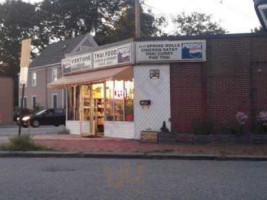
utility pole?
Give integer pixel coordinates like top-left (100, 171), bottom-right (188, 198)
top-left (135, 0), bottom-right (141, 38)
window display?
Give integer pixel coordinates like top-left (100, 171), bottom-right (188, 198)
top-left (67, 79), bottom-right (134, 123)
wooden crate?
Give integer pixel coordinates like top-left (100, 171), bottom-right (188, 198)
top-left (140, 131), bottom-right (158, 143)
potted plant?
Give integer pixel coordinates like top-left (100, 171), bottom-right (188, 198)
top-left (125, 101), bottom-right (134, 121)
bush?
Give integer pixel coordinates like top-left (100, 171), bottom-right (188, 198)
top-left (0, 135), bottom-right (49, 151)
top-left (193, 119), bottom-right (214, 135)
top-left (58, 127), bottom-right (70, 135)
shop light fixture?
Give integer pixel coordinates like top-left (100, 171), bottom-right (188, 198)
top-left (254, 0), bottom-right (267, 31)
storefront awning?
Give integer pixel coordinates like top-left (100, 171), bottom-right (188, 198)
top-left (48, 66), bottom-right (133, 89)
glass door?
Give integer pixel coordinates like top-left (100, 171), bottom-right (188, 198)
top-left (80, 85), bottom-right (92, 136)
top-left (92, 83), bottom-right (105, 136)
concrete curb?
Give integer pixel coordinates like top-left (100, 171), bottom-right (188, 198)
top-left (0, 151), bottom-right (267, 161)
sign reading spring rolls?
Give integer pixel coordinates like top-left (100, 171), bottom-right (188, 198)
top-left (136, 40), bottom-right (206, 63)
top-left (94, 44), bottom-right (132, 69)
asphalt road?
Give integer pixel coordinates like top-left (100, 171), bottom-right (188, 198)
top-left (0, 125), bottom-right (65, 136)
top-left (0, 158), bottom-right (266, 200)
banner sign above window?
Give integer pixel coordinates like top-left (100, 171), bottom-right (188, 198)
top-left (62, 53), bottom-right (92, 75)
top-left (62, 43), bottom-right (133, 75)
top-left (93, 44), bottom-right (133, 69)
top-left (136, 40), bottom-right (206, 63)
top-left (62, 40), bottom-right (206, 75)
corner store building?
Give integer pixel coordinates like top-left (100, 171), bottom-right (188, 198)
top-left (49, 33), bottom-right (267, 139)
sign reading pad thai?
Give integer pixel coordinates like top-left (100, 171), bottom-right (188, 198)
top-left (136, 40), bottom-right (206, 63)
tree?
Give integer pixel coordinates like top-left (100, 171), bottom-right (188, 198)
top-left (251, 26), bottom-right (265, 33)
top-left (37, 0), bottom-right (166, 45)
top-left (0, 0), bottom-right (39, 77)
top-left (95, 1), bottom-right (167, 45)
top-left (37, 0), bottom-right (123, 42)
top-left (172, 12), bottom-right (226, 36)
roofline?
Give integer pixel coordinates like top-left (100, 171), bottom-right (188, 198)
top-left (65, 38), bottom-right (134, 57)
top-left (134, 33), bottom-right (267, 41)
top-left (29, 62), bottom-right (61, 70)
top-left (70, 33), bottom-right (98, 53)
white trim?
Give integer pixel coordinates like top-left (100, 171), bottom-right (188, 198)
top-left (62, 90), bottom-right (65, 108)
top-left (31, 71), bottom-right (37, 87)
top-left (29, 62), bottom-right (61, 70)
top-left (20, 96), bottom-right (28, 108)
top-left (71, 34), bottom-right (98, 53)
top-left (259, 4), bottom-right (267, 29)
top-left (51, 67), bottom-right (58, 82)
top-left (52, 93), bottom-right (58, 109)
top-left (32, 95), bottom-right (37, 110)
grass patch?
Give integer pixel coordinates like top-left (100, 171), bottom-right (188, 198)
top-left (0, 135), bottom-right (51, 151)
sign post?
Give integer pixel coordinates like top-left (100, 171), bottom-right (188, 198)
top-left (18, 38), bottom-right (32, 137)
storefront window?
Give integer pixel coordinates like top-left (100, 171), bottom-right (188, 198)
top-left (67, 80), bottom-right (134, 122)
top-left (125, 81), bottom-right (134, 121)
top-left (114, 80), bottom-right (124, 121)
top-left (67, 86), bottom-right (80, 121)
top-left (105, 81), bottom-right (114, 121)
top-left (105, 79), bottom-right (134, 122)
top-left (80, 85), bottom-right (91, 121)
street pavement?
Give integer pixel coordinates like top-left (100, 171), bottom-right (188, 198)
top-left (0, 158), bottom-right (266, 200)
top-left (0, 125), bottom-right (65, 136)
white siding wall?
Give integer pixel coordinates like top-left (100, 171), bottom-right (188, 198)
top-left (134, 64), bottom-right (171, 139)
top-left (105, 121), bottom-right (135, 139)
top-left (66, 121), bottom-right (81, 135)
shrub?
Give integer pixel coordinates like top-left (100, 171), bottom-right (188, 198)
top-left (0, 135), bottom-right (49, 151)
top-left (58, 127), bottom-right (70, 135)
top-left (193, 119), bottom-right (214, 135)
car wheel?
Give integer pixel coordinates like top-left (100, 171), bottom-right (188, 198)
top-left (32, 120), bottom-right (40, 128)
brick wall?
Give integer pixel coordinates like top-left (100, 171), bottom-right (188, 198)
top-left (171, 35), bottom-right (267, 133)
top-left (0, 77), bottom-right (13, 125)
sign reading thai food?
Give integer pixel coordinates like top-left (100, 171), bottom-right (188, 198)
top-left (93, 44), bottom-right (133, 69)
top-left (62, 53), bottom-right (92, 74)
top-left (136, 40), bottom-right (206, 63)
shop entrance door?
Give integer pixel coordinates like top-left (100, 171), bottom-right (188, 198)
top-left (80, 83), bottom-right (105, 136)
top-left (80, 85), bottom-right (93, 136)
top-left (92, 83), bottom-right (105, 136)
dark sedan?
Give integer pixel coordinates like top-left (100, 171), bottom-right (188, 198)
top-left (18, 109), bottom-right (66, 128)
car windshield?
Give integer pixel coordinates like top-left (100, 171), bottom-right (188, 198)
top-left (35, 110), bottom-right (47, 116)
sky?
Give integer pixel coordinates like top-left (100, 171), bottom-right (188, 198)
top-left (0, 0), bottom-right (261, 34)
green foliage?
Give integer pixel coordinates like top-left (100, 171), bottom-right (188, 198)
top-left (0, 135), bottom-right (49, 151)
top-left (251, 26), bottom-right (265, 33)
top-left (95, 1), bottom-right (167, 44)
top-left (58, 127), bottom-right (70, 135)
top-left (0, 0), bottom-right (39, 77)
top-left (220, 120), bottom-right (246, 136)
top-left (172, 12), bottom-right (226, 36)
top-left (193, 119), bottom-right (214, 135)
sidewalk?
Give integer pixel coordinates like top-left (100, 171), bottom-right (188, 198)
top-left (30, 134), bottom-right (267, 156)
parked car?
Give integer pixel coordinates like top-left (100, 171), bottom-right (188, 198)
top-left (13, 108), bottom-right (33, 122)
top-left (17, 109), bottom-right (66, 128)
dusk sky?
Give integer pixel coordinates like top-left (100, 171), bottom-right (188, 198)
top-left (0, 0), bottom-right (261, 34)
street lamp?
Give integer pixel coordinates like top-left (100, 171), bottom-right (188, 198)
top-left (254, 0), bottom-right (267, 30)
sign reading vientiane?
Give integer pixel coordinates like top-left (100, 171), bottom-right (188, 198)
top-left (62, 53), bottom-right (92, 74)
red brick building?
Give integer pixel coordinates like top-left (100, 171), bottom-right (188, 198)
top-left (46, 33), bottom-right (267, 138)
top-left (0, 77), bottom-right (13, 125)
top-left (169, 33), bottom-right (267, 133)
